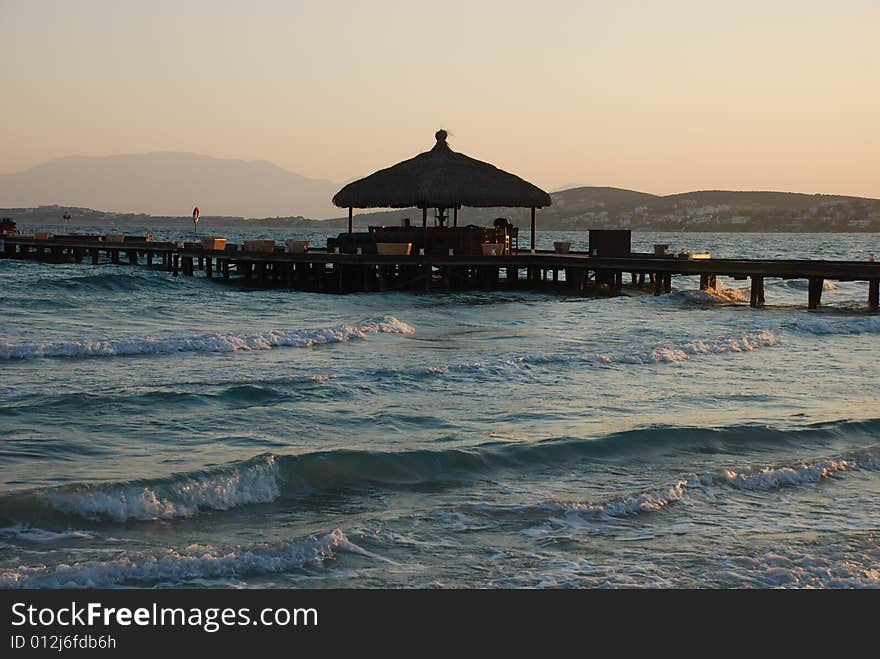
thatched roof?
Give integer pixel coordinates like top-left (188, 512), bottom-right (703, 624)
top-left (332, 130), bottom-right (552, 210)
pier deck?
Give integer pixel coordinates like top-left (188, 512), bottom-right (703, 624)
top-left (3, 234), bottom-right (879, 309)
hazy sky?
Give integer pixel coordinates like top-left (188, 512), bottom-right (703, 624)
top-left (2, 0), bottom-right (879, 196)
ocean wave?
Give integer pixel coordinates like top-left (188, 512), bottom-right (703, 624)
top-left (472, 445), bottom-right (880, 535)
top-left (506, 329), bottom-right (778, 367)
top-left (488, 539), bottom-right (880, 588)
top-left (672, 286), bottom-right (751, 305)
top-left (368, 330), bottom-right (780, 378)
top-left (3, 419), bottom-right (878, 525)
top-left (0, 381), bottom-right (338, 418)
top-left (37, 272), bottom-right (186, 294)
top-left (0, 525), bottom-right (94, 543)
top-left (0, 316), bottom-right (415, 360)
top-left (783, 316), bottom-right (880, 336)
top-left (782, 279), bottom-right (839, 292)
top-left (714, 543), bottom-right (880, 588)
top-left (0, 455), bottom-right (282, 523)
top-left (1, 529), bottom-right (358, 589)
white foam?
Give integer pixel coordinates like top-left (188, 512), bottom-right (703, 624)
top-left (45, 455), bottom-right (282, 522)
top-left (676, 285), bottom-right (750, 305)
top-left (1, 529), bottom-right (357, 588)
top-left (510, 446), bottom-right (880, 536)
top-left (507, 330), bottom-right (778, 368)
top-left (706, 446), bottom-right (880, 491)
top-left (785, 316), bottom-right (880, 336)
top-left (0, 315), bottom-right (415, 360)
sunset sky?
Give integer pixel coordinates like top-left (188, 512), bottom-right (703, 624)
top-left (2, 0), bottom-right (879, 196)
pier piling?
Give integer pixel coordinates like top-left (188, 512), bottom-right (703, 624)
top-left (808, 277), bottom-right (824, 309)
top-left (4, 235), bottom-right (880, 309)
top-left (750, 275), bottom-right (765, 308)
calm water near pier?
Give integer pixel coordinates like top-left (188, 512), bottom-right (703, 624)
top-left (1, 228), bottom-right (878, 588)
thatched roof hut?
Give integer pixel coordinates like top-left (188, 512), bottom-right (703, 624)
top-left (333, 130), bottom-right (551, 210)
top-left (333, 130), bottom-right (551, 249)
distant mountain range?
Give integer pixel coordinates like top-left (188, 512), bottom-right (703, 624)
top-left (2, 152), bottom-right (879, 232)
top-left (0, 152), bottom-right (340, 219)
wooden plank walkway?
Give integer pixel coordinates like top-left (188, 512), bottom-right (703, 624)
top-left (3, 234), bottom-right (879, 309)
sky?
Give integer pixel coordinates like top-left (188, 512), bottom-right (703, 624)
top-left (2, 0), bottom-right (879, 197)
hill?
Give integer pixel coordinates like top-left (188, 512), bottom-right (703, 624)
top-left (320, 187), bottom-right (880, 232)
top-left (0, 152), bottom-right (339, 219)
top-left (3, 186), bottom-right (879, 233)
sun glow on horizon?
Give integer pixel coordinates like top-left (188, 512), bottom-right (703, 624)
top-left (1, 0), bottom-right (879, 198)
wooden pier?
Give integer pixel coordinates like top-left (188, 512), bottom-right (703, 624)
top-left (3, 233), bottom-right (879, 310)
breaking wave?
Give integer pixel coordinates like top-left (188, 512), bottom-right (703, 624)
top-left (0, 316), bottom-right (415, 360)
top-left (456, 445), bottom-right (880, 536)
top-left (0, 455), bottom-right (283, 523)
top-left (370, 330), bottom-right (781, 379)
top-left (784, 316), bottom-right (880, 336)
top-left (507, 330), bottom-right (778, 367)
top-left (1, 529), bottom-right (360, 588)
top-left (673, 286), bottom-right (751, 305)
top-left (2, 418), bottom-right (878, 525)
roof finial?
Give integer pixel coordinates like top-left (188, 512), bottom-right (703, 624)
top-left (435, 129), bottom-right (448, 143)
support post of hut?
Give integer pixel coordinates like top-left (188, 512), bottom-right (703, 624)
top-left (530, 207), bottom-right (536, 251)
top-left (422, 207), bottom-right (428, 255)
top-left (453, 207), bottom-right (459, 227)
top-left (870, 279), bottom-right (879, 310)
top-left (348, 207), bottom-right (353, 234)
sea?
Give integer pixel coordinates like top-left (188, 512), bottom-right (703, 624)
top-left (1, 227), bottom-right (878, 589)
